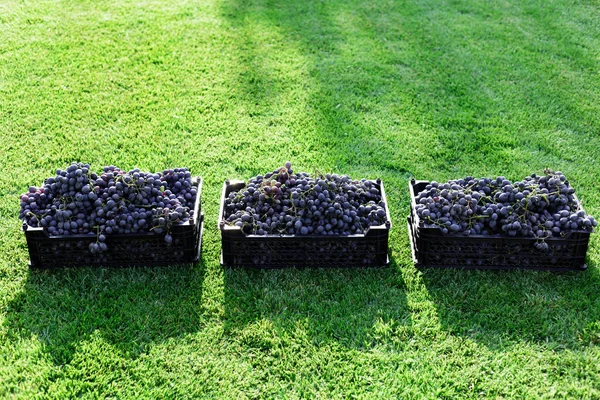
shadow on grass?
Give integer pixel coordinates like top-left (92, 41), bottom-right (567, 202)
top-left (217, 0), bottom-right (600, 180)
top-left (215, 0), bottom-right (600, 352)
top-left (222, 258), bottom-right (410, 350)
top-left (420, 260), bottom-right (600, 350)
top-left (4, 263), bottom-right (206, 365)
top-left (217, 0), bottom-right (420, 177)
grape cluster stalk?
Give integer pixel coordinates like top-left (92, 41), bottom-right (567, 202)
top-left (414, 169), bottom-right (597, 250)
top-left (223, 162), bottom-right (388, 235)
top-left (19, 162), bottom-right (197, 254)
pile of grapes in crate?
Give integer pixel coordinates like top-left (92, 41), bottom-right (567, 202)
top-left (223, 162), bottom-right (387, 236)
top-left (414, 170), bottom-right (596, 240)
top-left (219, 162), bottom-right (391, 267)
top-left (19, 162), bottom-right (202, 267)
top-left (410, 169), bottom-right (597, 270)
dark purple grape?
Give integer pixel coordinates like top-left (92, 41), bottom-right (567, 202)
top-left (414, 169), bottom-right (596, 242)
top-left (19, 162), bottom-right (199, 256)
top-left (223, 163), bottom-right (387, 236)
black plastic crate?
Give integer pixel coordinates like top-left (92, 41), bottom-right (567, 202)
top-left (218, 179), bottom-right (392, 268)
top-left (22, 178), bottom-right (204, 268)
top-left (408, 179), bottom-right (591, 271)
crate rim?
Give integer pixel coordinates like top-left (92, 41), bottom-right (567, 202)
top-left (409, 178), bottom-right (593, 240)
top-left (218, 178), bottom-right (392, 238)
top-left (22, 177), bottom-right (203, 240)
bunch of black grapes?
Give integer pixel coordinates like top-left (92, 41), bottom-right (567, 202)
top-left (223, 162), bottom-right (388, 235)
top-left (19, 162), bottom-right (197, 254)
top-left (414, 169), bottom-right (597, 249)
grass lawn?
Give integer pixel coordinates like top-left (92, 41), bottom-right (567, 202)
top-left (1, 0), bottom-right (600, 397)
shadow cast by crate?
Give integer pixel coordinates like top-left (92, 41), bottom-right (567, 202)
top-left (4, 264), bottom-right (206, 365)
top-left (420, 261), bottom-right (600, 350)
top-left (222, 258), bottom-right (410, 350)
